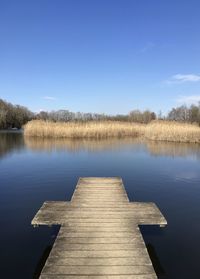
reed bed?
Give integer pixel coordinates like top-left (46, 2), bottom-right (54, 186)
top-left (145, 121), bottom-right (200, 143)
top-left (24, 120), bottom-right (200, 143)
top-left (24, 120), bottom-right (145, 139)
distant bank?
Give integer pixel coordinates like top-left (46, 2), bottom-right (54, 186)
top-left (24, 120), bottom-right (200, 143)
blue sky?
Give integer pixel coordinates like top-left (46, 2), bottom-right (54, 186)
top-left (0, 0), bottom-right (200, 115)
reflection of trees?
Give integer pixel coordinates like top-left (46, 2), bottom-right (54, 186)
top-left (147, 141), bottom-right (200, 158)
top-left (0, 131), bottom-right (24, 159)
top-left (25, 136), bottom-right (200, 159)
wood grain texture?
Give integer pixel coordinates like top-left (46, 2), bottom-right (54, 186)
top-left (32, 177), bottom-right (167, 278)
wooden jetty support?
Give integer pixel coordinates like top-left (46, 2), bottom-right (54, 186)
top-left (32, 177), bottom-right (167, 278)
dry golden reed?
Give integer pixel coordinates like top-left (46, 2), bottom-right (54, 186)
top-left (24, 120), bottom-right (200, 143)
top-left (24, 120), bottom-right (145, 139)
top-left (145, 121), bottom-right (200, 143)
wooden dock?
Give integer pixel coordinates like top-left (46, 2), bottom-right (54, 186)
top-left (32, 177), bottom-right (167, 279)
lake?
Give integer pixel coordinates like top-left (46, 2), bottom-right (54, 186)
top-left (0, 131), bottom-right (200, 279)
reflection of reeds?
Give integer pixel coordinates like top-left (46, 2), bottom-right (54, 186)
top-left (24, 120), bottom-right (145, 139)
top-left (24, 136), bottom-right (200, 158)
top-left (24, 120), bottom-right (200, 143)
top-left (24, 137), bottom-right (144, 152)
top-left (147, 141), bottom-right (200, 158)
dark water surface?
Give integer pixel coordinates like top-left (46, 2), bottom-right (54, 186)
top-left (1, 131), bottom-right (200, 279)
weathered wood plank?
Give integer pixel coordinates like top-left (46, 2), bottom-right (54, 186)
top-left (54, 237), bottom-right (143, 244)
top-left (48, 249), bottom-right (150, 258)
top-left (33, 221), bottom-right (139, 227)
top-left (58, 226), bottom-right (140, 232)
top-left (31, 177), bottom-right (167, 278)
top-left (53, 242), bottom-right (146, 251)
top-left (40, 275), bottom-right (157, 279)
top-left (58, 231), bottom-right (138, 238)
top-left (33, 211), bottom-right (165, 219)
top-left (35, 201), bottom-right (162, 210)
top-left (46, 256), bottom-right (152, 266)
top-left (42, 265), bottom-right (155, 275)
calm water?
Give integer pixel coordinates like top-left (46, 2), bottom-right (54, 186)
top-left (1, 132), bottom-right (200, 279)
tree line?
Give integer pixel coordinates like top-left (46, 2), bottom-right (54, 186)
top-left (0, 99), bottom-right (33, 129)
top-left (35, 109), bottom-right (157, 123)
top-left (1, 98), bottom-right (200, 129)
top-left (167, 104), bottom-right (200, 123)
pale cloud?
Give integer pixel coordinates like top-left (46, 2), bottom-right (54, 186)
top-left (176, 95), bottom-right (200, 105)
top-left (42, 96), bottom-right (56, 101)
top-left (166, 74), bottom-right (200, 84)
top-left (140, 42), bottom-right (155, 53)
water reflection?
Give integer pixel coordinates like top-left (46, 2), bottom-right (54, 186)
top-left (147, 141), bottom-right (200, 159)
top-left (0, 131), bottom-right (24, 159)
top-left (1, 131), bottom-right (200, 159)
top-left (24, 136), bottom-right (200, 159)
top-left (1, 132), bottom-right (200, 278)
top-left (24, 136), bottom-right (144, 152)
top-left (0, 132), bottom-right (200, 159)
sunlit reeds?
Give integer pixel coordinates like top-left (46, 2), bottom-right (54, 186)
top-left (24, 120), bottom-right (145, 139)
top-left (145, 121), bottom-right (200, 143)
top-left (24, 120), bottom-right (200, 143)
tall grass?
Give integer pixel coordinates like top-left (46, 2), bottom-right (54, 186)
top-left (145, 121), bottom-right (200, 143)
top-left (24, 120), bottom-right (200, 143)
top-left (24, 120), bottom-right (145, 139)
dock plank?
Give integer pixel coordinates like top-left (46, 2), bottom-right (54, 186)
top-left (40, 276), bottom-right (157, 279)
top-left (32, 177), bottom-right (167, 278)
top-left (42, 265), bottom-right (155, 275)
top-left (46, 256), bottom-right (152, 266)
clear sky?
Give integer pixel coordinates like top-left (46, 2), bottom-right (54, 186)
top-left (0, 0), bottom-right (200, 115)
